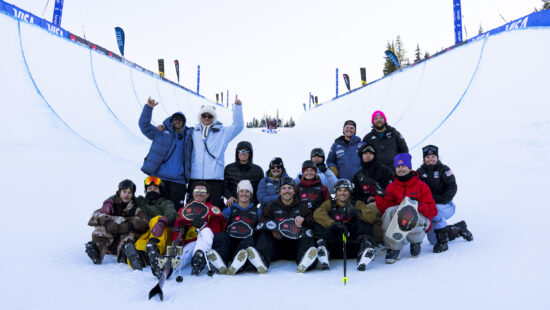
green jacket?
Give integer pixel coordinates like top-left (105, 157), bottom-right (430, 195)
top-left (135, 196), bottom-right (177, 226)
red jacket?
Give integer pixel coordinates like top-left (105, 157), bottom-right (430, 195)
top-left (172, 201), bottom-right (226, 245)
top-left (375, 172), bottom-right (437, 220)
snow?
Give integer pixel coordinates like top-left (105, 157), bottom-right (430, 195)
top-left (1, 10), bottom-right (549, 310)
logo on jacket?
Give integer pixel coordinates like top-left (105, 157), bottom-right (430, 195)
top-left (445, 170), bottom-right (453, 177)
top-left (434, 171), bottom-right (439, 178)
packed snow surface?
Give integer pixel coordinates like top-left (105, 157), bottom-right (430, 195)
top-left (1, 11), bottom-right (549, 310)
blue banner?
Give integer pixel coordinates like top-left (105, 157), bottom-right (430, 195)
top-left (52, 0), bottom-right (64, 26)
top-left (453, 0), bottom-right (463, 44)
top-left (385, 50), bottom-right (400, 69)
top-left (114, 27), bottom-right (125, 56)
top-left (1, 1), bottom-right (67, 38)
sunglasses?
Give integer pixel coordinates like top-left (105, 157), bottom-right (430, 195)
top-left (201, 114), bottom-right (213, 120)
top-left (193, 189), bottom-right (208, 195)
top-left (238, 149), bottom-right (250, 154)
top-left (172, 117), bottom-right (184, 122)
top-left (145, 176), bottom-right (162, 187)
top-left (270, 165), bottom-right (282, 170)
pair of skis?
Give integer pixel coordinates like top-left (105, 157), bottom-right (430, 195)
top-left (148, 227), bottom-right (184, 301)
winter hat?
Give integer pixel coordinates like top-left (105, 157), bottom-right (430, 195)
top-left (118, 179), bottom-right (136, 194)
top-left (301, 160), bottom-right (317, 173)
top-left (343, 120), bottom-right (357, 130)
top-left (371, 110), bottom-right (387, 124)
top-left (422, 145), bottom-right (439, 158)
top-left (310, 148), bottom-right (325, 160)
top-left (279, 176), bottom-right (295, 189)
top-left (237, 180), bottom-right (253, 194)
top-left (269, 157), bottom-right (284, 168)
top-left (394, 153), bottom-right (412, 169)
top-left (198, 105), bottom-right (218, 124)
top-left (358, 144), bottom-right (376, 157)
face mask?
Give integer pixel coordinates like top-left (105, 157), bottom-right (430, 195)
top-left (146, 191), bottom-right (161, 201)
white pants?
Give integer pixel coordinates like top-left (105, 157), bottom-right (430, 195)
top-left (381, 205), bottom-right (430, 251)
top-left (178, 227), bottom-right (214, 270)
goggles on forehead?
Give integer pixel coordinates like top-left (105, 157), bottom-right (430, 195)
top-left (422, 145), bottom-right (438, 155)
top-left (145, 176), bottom-right (162, 187)
top-left (364, 145), bottom-right (375, 153)
top-left (193, 189), bottom-right (208, 195)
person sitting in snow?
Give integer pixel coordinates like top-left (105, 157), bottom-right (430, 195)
top-left (172, 181), bottom-right (226, 276)
top-left (207, 180), bottom-right (261, 275)
top-left (416, 145), bottom-right (473, 253)
top-left (256, 157), bottom-right (288, 207)
top-left (85, 180), bottom-right (149, 266)
top-left (375, 153), bottom-right (437, 264)
top-left (295, 160), bottom-right (331, 212)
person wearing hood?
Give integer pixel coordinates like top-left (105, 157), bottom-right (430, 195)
top-left (188, 96), bottom-right (244, 208)
top-left (351, 144), bottom-right (394, 204)
top-left (257, 157), bottom-right (289, 206)
top-left (223, 141), bottom-right (264, 207)
top-left (138, 97), bottom-right (193, 210)
top-left (362, 111), bottom-right (408, 170)
top-left (327, 120), bottom-right (365, 181)
top-left (295, 148), bottom-right (338, 193)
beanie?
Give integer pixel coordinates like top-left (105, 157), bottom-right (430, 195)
top-left (394, 153), bottom-right (412, 169)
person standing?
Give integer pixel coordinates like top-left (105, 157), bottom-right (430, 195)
top-left (188, 96), bottom-right (244, 208)
top-left (362, 111), bottom-right (408, 169)
top-left (223, 141), bottom-right (264, 207)
top-left (327, 120), bottom-right (365, 181)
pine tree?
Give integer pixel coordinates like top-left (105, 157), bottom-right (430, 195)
top-left (395, 35), bottom-right (409, 66)
top-left (544, 0), bottom-right (550, 10)
top-left (423, 51), bottom-right (431, 59)
top-left (414, 44), bottom-right (422, 62)
top-left (478, 24), bottom-right (484, 35)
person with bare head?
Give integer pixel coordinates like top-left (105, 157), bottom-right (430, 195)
top-left (327, 120), bottom-right (366, 181)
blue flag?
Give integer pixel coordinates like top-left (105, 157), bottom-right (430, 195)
top-left (115, 27), bottom-right (125, 56)
top-left (385, 50), bottom-right (401, 69)
top-left (52, 0), bottom-right (64, 26)
top-left (453, 0), bottom-right (463, 44)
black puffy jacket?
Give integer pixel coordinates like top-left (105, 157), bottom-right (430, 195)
top-left (351, 161), bottom-right (394, 204)
top-left (362, 125), bottom-right (408, 169)
top-left (416, 161), bottom-right (457, 205)
top-left (223, 141), bottom-right (264, 204)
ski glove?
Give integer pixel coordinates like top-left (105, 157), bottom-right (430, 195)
top-left (317, 163), bottom-right (328, 173)
top-left (331, 222), bottom-right (347, 236)
top-left (151, 217), bottom-right (168, 237)
top-left (100, 199), bottom-right (114, 215)
top-left (348, 207), bottom-right (361, 219)
top-left (119, 222), bottom-right (134, 234)
top-left (373, 182), bottom-right (386, 197)
top-left (192, 218), bottom-right (206, 230)
top-left (104, 220), bottom-right (120, 234)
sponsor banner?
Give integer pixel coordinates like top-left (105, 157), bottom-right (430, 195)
top-left (453, 0), bottom-right (462, 44)
top-left (1, 1), bottom-right (68, 38)
top-left (114, 27), bottom-right (125, 56)
top-left (52, 0), bottom-right (64, 26)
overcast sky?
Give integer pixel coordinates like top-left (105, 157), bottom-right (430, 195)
top-left (11, 0), bottom-right (543, 120)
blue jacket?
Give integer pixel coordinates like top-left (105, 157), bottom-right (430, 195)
top-left (327, 135), bottom-right (365, 181)
top-left (257, 169), bottom-right (289, 207)
top-left (139, 105), bottom-right (193, 184)
top-left (294, 167), bottom-right (338, 193)
top-left (190, 105), bottom-right (244, 180)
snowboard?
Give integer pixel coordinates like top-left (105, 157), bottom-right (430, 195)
top-left (385, 197), bottom-right (419, 242)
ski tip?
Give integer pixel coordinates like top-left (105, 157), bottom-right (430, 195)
top-left (148, 285), bottom-right (163, 301)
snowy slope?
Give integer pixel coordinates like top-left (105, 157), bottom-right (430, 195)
top-left (1, 7), bottom-right (549, 310)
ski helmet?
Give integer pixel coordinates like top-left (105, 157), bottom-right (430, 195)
top-left (279, 176), bottom-right (295, 188)
top-left (334, 179), bottom-right (354, 192)
top-left (301, 160), bottom-right (317, 172)
top-left (310, 148), bottom-right (325, 159)
top-left (358, 144), bottom-right (377, 159)
top-left (118, 179), bottom-right (136, 194)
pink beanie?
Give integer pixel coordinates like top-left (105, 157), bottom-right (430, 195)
top-left (371, 110), bottom-right (387, 124)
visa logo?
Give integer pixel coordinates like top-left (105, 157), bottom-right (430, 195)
top-left (506, 17), bottom-right (528, 31)
top-left (13, 8), bottom-right (35, 24)
top-left (46, 23), bottom-right (64, 36)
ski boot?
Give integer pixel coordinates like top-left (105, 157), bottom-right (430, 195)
top-left (191, 250), bottom-right (207, 276)
top-left (146, 238), bottom-right (162, 278)
top-left (449, 220), bottom-right (473, 241)
top-left (410, 242), bottom-right (421, 257)
top-left (357, 238), bottom-right (375, 271)
top-left (297, 247), bottom-right (318, 273)
top-left (206, 249), bottom-right (228, 274)
top-left (85, 241), bottom-right (101, 264)
top-left (433, 227), bottom-right (449, 253)
top-left (227, 249), bottom-right (248, 275)
top-left (123, 242), bottom-right (144, 270)
top-left (246, 246), bottom-right (268, 274)
top-left (385, 249), bottom-right (400, 264)
top-left (316, 239), bottom-right (330, 270)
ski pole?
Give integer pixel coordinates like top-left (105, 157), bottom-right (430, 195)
top-left (204, 250), bottom-right (214, 277)
top-left (342, 232), bottom-right (348, 285)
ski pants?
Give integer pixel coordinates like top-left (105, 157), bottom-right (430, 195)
top-left (188, 179), bottom-right (225, 210)
top-left (91, 227), bottom-right (141, 262)
top-left (135, 216), bottom-right (172, 256)
top-left (211, 231), bottom-right (255, 265)
top-left (314, 220), bottom-right (374, 259)
top-left (427, 201), bottom-right (456, 244)
top-left (178, 227), bottom-right (214, 270)
top-left (163, 180), bottom-right (187, 210)
top-left (255, 230), bottom-right (315, 267)
top-left (381, 205), bottom-right (430, 251)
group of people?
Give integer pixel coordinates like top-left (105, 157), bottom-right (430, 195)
top-left (85, 100), bottom-right (473, 279)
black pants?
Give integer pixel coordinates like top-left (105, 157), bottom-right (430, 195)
top-left (187, 179), bottom-right (225, 209)
top-left (163, 181), bottom-right (187, 210)
top-left (211, 232), bottom-right (255, 265)
top-left (255, 230), bottom-right (315, 267)
top-left (314, 220), bottom-right (374, 259)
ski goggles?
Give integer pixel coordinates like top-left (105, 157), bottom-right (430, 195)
top-left (310, 148), bottom-right (325, 157)
top-left (422, 145), bottom-right (438, 155)
top-left (144, 176), bottom-right (162, 187)
top-left (361, 145), bottom-right (375, 154)
top-left (193, 189), bottom-right (208, 195)
top-left (201, 113), bottom-right (213, 120)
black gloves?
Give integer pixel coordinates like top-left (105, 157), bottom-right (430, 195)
top-left (317, 162), bottom-right (328, 173)
top-left (192, 218), bottom-right (206, 230)
top-left (348, 207), bottom-right (361, 219)
top-left (331, 222), bottom-right (347, 235)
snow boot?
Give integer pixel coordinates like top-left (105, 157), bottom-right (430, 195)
top-left (297, 247), bottom-right (318, 273)
top-left (374, 243), bottom-right (387, 255)
top-left (450, 220), bottom-right (473, 241)
top-left (227, 249), bottom-right (248, 275)
top-left (123, 242), bottom-right (144, 270)
top-left (146, 238), bottom-right (162, 278)
top-left (191, 250), bottom-right (207, 276)
top-left (206, 249), bottom-right (228, 274)
top-left (85, 241), bottom-right (101, 264)
top-left (316, 239), bottom-right (330, 270)
top-left (357, 238), bottom-right (375, 271)
top-left (246, 246), bottom-right (268, 274)
top-left (386, 249), bottom-right (400, 264)
top-left (433, 227), bottom-right (449, 253)
top-left (410, 242), bottom-right (421, 257)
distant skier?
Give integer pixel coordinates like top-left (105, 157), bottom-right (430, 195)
top-left (188, 96), bottom-right (244, 208)
top-left (313, 179), bottom-right (378, 271)
top-left (295, 148), bottom-right (338, 193)
top-left (257, 157), bottom-right (288, 206)
top-left (327, 120), bottom-right (365, 181)
top-left (207, 180), bottom-right (261, 275)
top-left (362, 111), bottom-right (408, 170)
top-left (85, 180), bottom-right (148, 266)
top-left (375, 153), bottom-right (437, 264)
top-left (247, 177), bottom-right (318, 273)
top-left (223, 141), bottom-right (264, 207)
top-left (138, 97), bottom-right (193, 210)
top-left (416, 145), bottom-right (473, 253)
top-left (172, 181), bottom-right (226, 276)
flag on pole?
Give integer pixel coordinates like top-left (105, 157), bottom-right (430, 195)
top-left (114, 27), bottom-right (125, 57)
